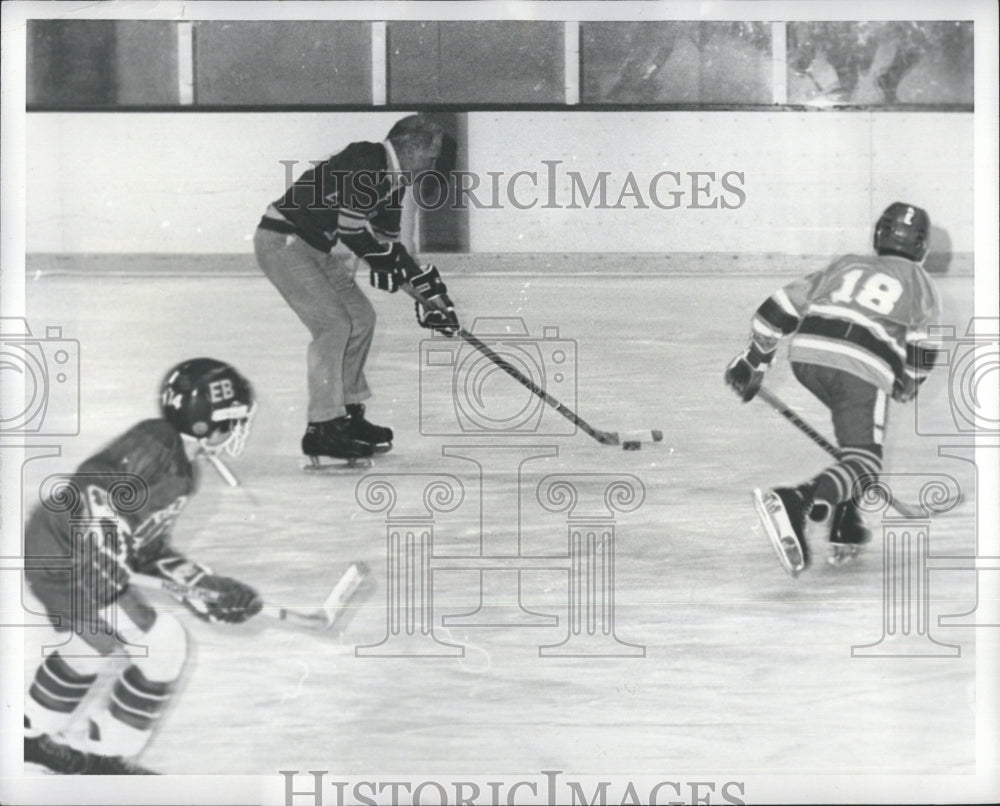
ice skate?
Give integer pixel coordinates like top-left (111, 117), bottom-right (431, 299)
top-left (302, 416), bottom-right (374, 472)
top-left (346, 403), bottom-right (393, 453)
top-left (24, 734), bottom-right (90, 775)
top-left (753, 486), bottom-right (810, 577)
top-left (82, 753), bottom-right (155, 775)
top-left (803, 499), bottom-right (835, 550)
top-left (826, 501), bottom-right (870, 568)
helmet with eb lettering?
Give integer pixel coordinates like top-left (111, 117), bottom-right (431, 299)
top-left (159, 358), bottom-right (255, 456)
top-left (873, 202), bottom-right (930, 262)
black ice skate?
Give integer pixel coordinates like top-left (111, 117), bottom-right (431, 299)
top-left (346, 403), bottom-right (393, 453)
top-left (24, 734), bottom-right (90, 774)
top-left (753, 486), bottom-right (811, 577)
top-left (827, 500), bottom-right (871, 568)
top-left (82, 753), bottom-right (155, 775)
top-left (302, 416), bottom-right (374, 471)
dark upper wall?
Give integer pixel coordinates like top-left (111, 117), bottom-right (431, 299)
top-left (27, 20), bottom-right (974, 110)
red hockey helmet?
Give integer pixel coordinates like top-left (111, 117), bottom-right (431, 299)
top-left (873, 202), bottom-right (930, 262)
top-left (160, 358), bottom-right (255, 456)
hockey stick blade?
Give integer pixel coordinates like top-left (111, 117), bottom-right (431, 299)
top-left (400, 281), bottom-right (662, 448)
top-left (320, 561), bottom-right (370, 629)
top-left (269, 562), bottom-right (370, 631)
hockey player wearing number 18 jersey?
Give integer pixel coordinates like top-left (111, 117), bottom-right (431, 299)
top-left (725, 202), bottom-right (940, 575)
top-left (23, 358), bottom-right (262, 774)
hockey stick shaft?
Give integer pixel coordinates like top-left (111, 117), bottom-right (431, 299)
top-left (401, 282), bottom-right (645, 446)
top-left (755, 386), bottom-right (925, 518)
top-left (129, 563), bottom-right (368, 630)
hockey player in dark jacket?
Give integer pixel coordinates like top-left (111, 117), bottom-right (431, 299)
top-left (254, 114), bottom-right (460, 466)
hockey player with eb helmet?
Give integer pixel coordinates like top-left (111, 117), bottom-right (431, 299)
top-left (23, 358), bottom-right (263, 774)
top-left (725, 202), bottom-right (940, 576)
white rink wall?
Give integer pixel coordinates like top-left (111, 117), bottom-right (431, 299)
top-left (25, 111), bottom-right (972, 256)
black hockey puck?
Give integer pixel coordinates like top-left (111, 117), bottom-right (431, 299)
top-left (622, 440), bottom-right (641, 451)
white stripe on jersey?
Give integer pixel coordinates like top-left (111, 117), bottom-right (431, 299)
top-left (791, 336), bottom-right (896, 388)
top-left (873, 389), bottom-right (887, 444)
top-left (752, 317), bottom-right (784, 340)
top-left (774, 288), bottom-right (800, 317)
top-left (808, 303), bottom-right (906, 358)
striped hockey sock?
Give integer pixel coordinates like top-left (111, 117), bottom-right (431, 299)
top-left (813, 444), bottom-right (883, 507)
top-left (88, 664), bottom-right (175, 758)
top-left (26, 653), bottom-right (98, 735)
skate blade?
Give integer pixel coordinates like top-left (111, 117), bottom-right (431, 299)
top-left (826, 544), bottom-right (861, 568)
top-left (753, 489), bottom-right (806, 577)
top-left (303, 455), bottom-right (374, 472)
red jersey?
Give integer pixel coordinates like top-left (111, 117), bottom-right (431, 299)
top-left (752, 254), bottom-right (940, 393)
top-left (25, 419), bottom-right (197, 574)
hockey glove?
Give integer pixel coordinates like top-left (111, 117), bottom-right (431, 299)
top-left (72, 521), bottom-right (130, 609)
top-left (155, 556), bottom-right (262, 623)
top-left (725, 342), bottom-right (775, 402)
top-left (892, 372), bottom-right (925, 403)
top-left (411, 265), bottom-right (460, 336)
top-left (365, 242), bottom-right (421, 293)
top-left (196, 575), bottom-right (263, 624)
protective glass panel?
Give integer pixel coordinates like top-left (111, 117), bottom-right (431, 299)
top-left (786, 21), bottom-right (974, 106)
top-left (581, 22), bottom-right (773, 104)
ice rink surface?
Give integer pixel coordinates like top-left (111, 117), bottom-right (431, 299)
top-left (22, 257), bottom-right (981, 778)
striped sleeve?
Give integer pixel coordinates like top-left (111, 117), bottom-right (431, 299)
top-left (902, 267), bottom-right (943, 380)
top-left (749, 272), bottom-right (818, 350)
top-left (370, 187), bottom-right (404, 241)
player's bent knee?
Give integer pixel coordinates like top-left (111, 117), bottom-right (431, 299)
top-left (133, 611), bottom-right (187, 682)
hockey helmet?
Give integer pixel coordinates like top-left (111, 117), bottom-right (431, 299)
top-left (160, 358), bottom-right (255, 456)
top-left (873, 202), bottom-right (930, 262)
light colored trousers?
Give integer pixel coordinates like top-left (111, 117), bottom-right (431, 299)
top-left (254, 227), bottom-right (375, 422)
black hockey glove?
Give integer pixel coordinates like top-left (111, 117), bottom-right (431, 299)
top-left (415, 300), bottom-right (460, 336)
top-left (892, 372), bottom-right (924, 403)
top-left (725, 342), bottom-right (775, 402)
top-left (365, 242), bottom-right (421, 293)
top-left (411, 265), bottom-right (459, 336)
top-left (155, 556), bottom-right (262, 624)
top-left (196, 575), bottom-right (263, 624)
top-left (73, 521), bottom-right (130, 609)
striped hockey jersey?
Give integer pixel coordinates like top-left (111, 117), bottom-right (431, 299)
top-left (259, 139), bottom-right (406, 256)
top-left (25, 419), bottom-right (198, 576)
top-left (751, 254), bottom-right (940, 393)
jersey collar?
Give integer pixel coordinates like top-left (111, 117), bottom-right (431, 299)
top-left (383, 139), bottom-right (405, 188)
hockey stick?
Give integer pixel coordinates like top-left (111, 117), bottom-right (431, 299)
top-left (755, 386), bottom-right (926, 518)
top-left (129, 562), bottom-right (370, 631)
top-left (401, 281), bottom-right (662, 448)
